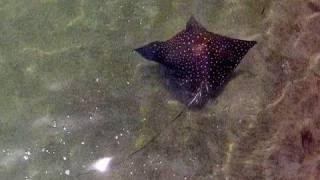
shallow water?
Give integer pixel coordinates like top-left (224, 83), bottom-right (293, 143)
top-left (0, 0), bottom-right (319, 179)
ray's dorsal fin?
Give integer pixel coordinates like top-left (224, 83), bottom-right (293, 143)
top-left (186, 16), bottom-right (206, 32)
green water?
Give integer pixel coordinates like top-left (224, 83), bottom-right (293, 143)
top-left (0, 0), bottom-right (270, 179)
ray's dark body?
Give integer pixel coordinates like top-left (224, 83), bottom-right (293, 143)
top-left (135, 17), bottom-right (256, 106)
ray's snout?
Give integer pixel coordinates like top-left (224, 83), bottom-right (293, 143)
top-left (134, 46), bottom-right (154, 59)
top-left (135, 46), bottom-right (157, 61)
top-left (135, 41), bottom-right (163, 62)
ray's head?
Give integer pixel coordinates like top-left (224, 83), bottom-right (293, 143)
top-left (134, 41), bottom-right (165, 62)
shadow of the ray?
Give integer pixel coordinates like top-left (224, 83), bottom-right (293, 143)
top-left (138, 64), bottom-right (252, 109)
top-left (158, 65), bottom-right (249, 109)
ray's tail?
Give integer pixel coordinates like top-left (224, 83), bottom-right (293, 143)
top-left (122, 89), bottom-right (202, 160)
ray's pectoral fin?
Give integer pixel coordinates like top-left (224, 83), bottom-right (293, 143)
top-left (186, 16), bottom-right (206, 32)
top-left (226, 39), bottom-right (257, 66)
top-left (134, 41), bottom-right (165, 62)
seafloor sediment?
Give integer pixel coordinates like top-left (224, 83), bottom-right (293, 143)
top-left (0, 0), bottom-right (319, 180)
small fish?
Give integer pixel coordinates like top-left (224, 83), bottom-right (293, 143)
top-left (135, 16), bottom-right (256, 106)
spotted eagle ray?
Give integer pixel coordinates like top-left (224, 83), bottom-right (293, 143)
top-left (135, 16), bottom-right (256, 106)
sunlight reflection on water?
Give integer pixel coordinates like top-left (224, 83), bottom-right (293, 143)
top-left (89, 157), bottom-right (113, 173)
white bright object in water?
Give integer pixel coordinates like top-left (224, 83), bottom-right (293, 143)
top-left (90, 157), bottom-right (113, 173)
top-left (65, 169), bottom-right (70, 175)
